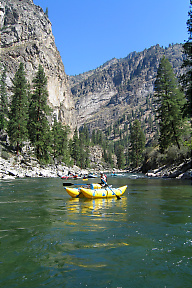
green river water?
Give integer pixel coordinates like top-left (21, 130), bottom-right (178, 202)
top-left (0, 175), bottom-right (191, 288)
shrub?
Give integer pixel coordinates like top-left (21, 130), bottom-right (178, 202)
top-left (166, 145), bottom-right (190, 164)
top-left (1, 150), bottom-right (10, 160)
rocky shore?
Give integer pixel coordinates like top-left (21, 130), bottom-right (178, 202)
top-left (0, 155), bottom-right (89, 180)
top-left (0, 152), bottom-right (191, 181)
top-left (0, 135), bottom-right (191, 180)
top-left (0, 139), bottom-right (107, 180)
top-left (145, 159), bottom-right (192, 180)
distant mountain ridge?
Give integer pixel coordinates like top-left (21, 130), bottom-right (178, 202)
top-left (69, 44), bottom-right (184, 131)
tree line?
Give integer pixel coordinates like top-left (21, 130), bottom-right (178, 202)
top-left (0, 63), bottom-right (83, 166)
top-left (0, 50), bottom-right (190, 169)
top-left (0, 61), bottom-right (147, 169)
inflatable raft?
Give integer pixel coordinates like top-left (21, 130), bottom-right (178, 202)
top-left (64, 183), bottom-right (102, 198)
top-left (80, 185), bottom-right (127, 199)
top-left (64, 187), bottom-right (83, 198)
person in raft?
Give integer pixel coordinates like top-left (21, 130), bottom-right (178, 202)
top-left (100, 171), bottom-right (107, 186)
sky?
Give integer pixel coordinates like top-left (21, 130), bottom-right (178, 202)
top-left (33, 0), bottom-right (190, 76)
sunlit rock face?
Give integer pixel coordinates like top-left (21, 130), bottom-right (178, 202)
top-left (0, 0), bottom-right (77, 128)
top-left (69, 45), bottom-right (184, 130)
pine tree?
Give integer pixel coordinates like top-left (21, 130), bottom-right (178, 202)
top-left (78, 141), bottom-right (86, 168)
top-left (78, 125), bottom-right (90, 168)
top-left (84, 146), bottom-right (90, 167)
top-left (91, 129), bottom-right (96, 145)
top-left (96, 129), bottom-right (102, 145)
top-left (108, 150), bottom-right (113, 166)
top-left (0, 66), bottom-right (8, 131)
top-left (51, 117), bottom-right (69, 163)
top-left (116, 144), bottom-right (125, 169)
top-left (103, 149), bottom-right (108, 162)
top-left (71, 127), bottom-right (80, 165)
top-left (28, 65), bottom-right (51, 162)
top-left (129, 119), bottom-right (145, 168)
top-left (59, 125), bottom-right (70, 165)
top-left (8, 63), bottom-right (29, 155)
top-left (45, 7), bottom-right (48, 17)
top-left (81, 123), bottom-right (89, 144)
top-left (181, 0), bottom-right (192, 117)
top-left (154, 56), bottom-right (186, 152)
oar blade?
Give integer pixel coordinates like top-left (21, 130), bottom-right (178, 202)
top-left (63, 182), bottom-right (88, 187)
top-left (63, 182), bottom-right (74, 186)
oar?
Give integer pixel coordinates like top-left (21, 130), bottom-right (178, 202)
top-left (63, 182), bottom-right (89, 187)
top-left (101, 179), bottom-right (121, 200)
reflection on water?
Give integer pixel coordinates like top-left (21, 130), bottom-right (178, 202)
top-left (0, 177), bottom-right (191, 288)
top-left (66, 196), bottom-right (127, 216)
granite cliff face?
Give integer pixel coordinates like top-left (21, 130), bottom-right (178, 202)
top-left (0, 0), bottom-right (76, 128)
top-left (0, 0), bottom-right (185, 134)
top-left (69, 44), bottom-right (184, 130)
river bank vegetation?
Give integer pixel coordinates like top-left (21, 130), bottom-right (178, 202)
top-left (0, 2), bottom-right (191, 178)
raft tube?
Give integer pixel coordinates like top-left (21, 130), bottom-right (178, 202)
top-left (80, 185), bottom-right (127, 199)
top-left (64, 183), bottom-right (102, 198)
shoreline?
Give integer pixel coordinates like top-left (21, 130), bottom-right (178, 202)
top-left (1, 155), bottom-right (191, 181)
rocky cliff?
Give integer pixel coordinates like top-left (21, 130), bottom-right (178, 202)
top-left (0, 0), bottom-right (185, 134)
top-left (69, 44), bottom-right (184, 131)
top-left (0, 0), bottom-right (77, 128)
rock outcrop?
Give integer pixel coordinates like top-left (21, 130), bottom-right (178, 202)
top-left (69, 44), bottom-right (184, 130)
top-left (0, 0), bottom-right (77, 128)
top-left (0, 143), bottom-right (108, 179)
top-left (145, 160), bottom-right (192, 180)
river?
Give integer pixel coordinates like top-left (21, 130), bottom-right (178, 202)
top-left (0, 175), bottom-right (191, 288)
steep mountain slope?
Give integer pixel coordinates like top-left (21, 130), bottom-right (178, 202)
top-left (0, 0), bottom-right (77, 128)
top-left (0, 0), bottom-right (185, 136)
top-left (69, 44), bottom-right (184, 131)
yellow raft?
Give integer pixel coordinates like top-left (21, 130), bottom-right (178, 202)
top-left (64, 183), bottom-right (102, 198)
top-left (64, 187), bottom-right (83, 198)
top-left (80, 185), bottom-right (127, 199)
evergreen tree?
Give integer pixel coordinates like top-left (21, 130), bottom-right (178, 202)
top-left (103, 149), bottom-right (108, 163)
top-left (81, 123), bottom-right (89, 144)
top-left (148, 114), bottom-right (153, 131)
top-left (84, 146), bottom-right (90, 168)
top-left (129, 119), bottom-right (145, 168)
top-left (102, 148), bottom-right (113, 166)
top-left (96, 129), bottom-right (102, 145)
top-left (51, 117), bottom-right (69, 164)
top-left (78, 141), bottom-right (87, 168)
top-left (78, 130), bottom-right (86, 168)
top-left (8, 63), bottom-right (28, 155)
top-left (0, 66), bottom-right (8, 131)
top-left (71, 127), bottom-right (80, 164)
top-left (154, 56), bottom-right (186, 152)
top-left (180, 0), bottom-right (192, 117)
top-left (91, 129), bottom-right (96, 145)
top-left (28, 64), bottom-right (51, 162)
top-left (78, 124), bottom-right (90, 168)
top-left (52, 117), bottom-right (62, 160)
top-left (108, 150), bottom-right (113, 166)
top-left (59, 125), bottom-right (70, 165)
top-left (45, 7), bottom-right (49, 17)
top-left (116, 144), bottom-right (125, 169)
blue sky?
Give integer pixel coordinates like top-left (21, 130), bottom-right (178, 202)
top-left (33, 0), bottom-right (190, 76)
